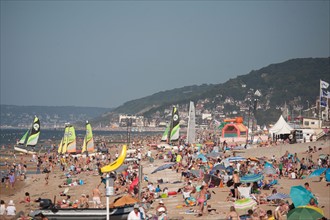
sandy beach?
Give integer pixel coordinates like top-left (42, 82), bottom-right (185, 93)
top-left (0, 139), bottom-right (329, 220)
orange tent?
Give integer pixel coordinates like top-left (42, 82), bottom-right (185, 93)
top-left (110, 195), bottom-right (138, 208)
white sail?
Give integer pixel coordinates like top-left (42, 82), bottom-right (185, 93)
top-left (187, 101), bottom-right (196, 144)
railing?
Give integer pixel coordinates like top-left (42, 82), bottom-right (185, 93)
top-left (316, 130), bottom-right (325, 140)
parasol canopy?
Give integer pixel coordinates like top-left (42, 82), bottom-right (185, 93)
top-left (287, 206), bottom-right (324, 220)
top-left (234, 198), bottom-right (257, 210)
top-left (290, 185), bottom-right (317, 207)
top-left (240, 173), bottom-right (264, 183)
top-left (151, 163), bottom-right (176, 174)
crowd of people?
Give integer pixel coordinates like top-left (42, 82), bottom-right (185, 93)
top-left (0, 135), bottom-right (329, 220)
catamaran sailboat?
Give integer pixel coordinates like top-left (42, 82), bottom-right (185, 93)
top-left (14, 116), bottom-right (40, 154)
top-left (82, 121), bottom-right (95, 154)
top-left (159, 106), bottom-right (180, 149)
top-left (58, 123), bottom-right (77, 154)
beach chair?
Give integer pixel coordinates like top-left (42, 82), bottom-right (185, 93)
top-left (238, 186), bottom-right (253, 199)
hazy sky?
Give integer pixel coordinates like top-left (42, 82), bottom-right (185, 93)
top-left (1, 1), bottom-right (329, 108)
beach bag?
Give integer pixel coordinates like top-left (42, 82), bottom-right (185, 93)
top-left (227, 179), bottom-right (234, 187)
top-left (185, 197), bottom-right (196, 206)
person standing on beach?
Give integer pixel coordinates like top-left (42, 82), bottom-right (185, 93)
top-left (92, 185), bottom-right (102, 208)
top-left (197, 185), bottom-right (207, 217)
top-left (8, 171), bottom-right (15, 189)
top-left (233, 170), bottom-right (240, 199)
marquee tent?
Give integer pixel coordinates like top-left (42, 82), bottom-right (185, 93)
top-left (269, 115), bottom-right (293, 135)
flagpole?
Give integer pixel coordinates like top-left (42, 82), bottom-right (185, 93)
top-left (319, 79), bottom-right (322, 128)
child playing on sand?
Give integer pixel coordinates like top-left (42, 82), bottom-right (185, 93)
top-left (20, 192), bottom-right (31, 204)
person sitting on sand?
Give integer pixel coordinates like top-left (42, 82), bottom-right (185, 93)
top-left (155, 200), bottom-right (167, 216)
top-left (266, 209), bottom-right (275, 220)
top-left (79, 194), bottom-right (89, 208)
top-left (20, 192), bottom-right (31, 204)
top-left (0, 200), bottom-right (5, 216)
top-left (6, 200), bottom-right (16, 216)
top-left (274, 201), bottom-right (289, 220)
top-left (226, 206), bottom-right (239, 220)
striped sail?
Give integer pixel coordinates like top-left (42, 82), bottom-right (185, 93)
top-left (66, 125), bottom-right (76, 153)
top-left (26, 116), bottom-right (40, 147)
top-left (187, 101), bottom-right (196, 144)
top-left (170, 106), bottom-right (180, 141)
top-left (18, 130), bottom-right (29, 145)
top-left (82, 122), bottom-right (94, 153)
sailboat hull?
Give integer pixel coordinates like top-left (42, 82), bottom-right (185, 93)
top-left (14, 146), bottom-right (36, 155)
top-left (29, 207), bottom-right (133, 220)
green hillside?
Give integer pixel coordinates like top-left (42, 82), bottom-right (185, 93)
top-left (111, 57), bottom-right (329, 125)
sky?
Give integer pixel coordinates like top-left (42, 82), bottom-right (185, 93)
top-left (1, 1), bottom-right (329, 108)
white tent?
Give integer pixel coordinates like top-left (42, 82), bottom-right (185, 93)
top-left (269, 115), bottom-right (293, 135)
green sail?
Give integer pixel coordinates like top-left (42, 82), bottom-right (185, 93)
top-left (26, 116), bottom-right (40, 147)
top-left (161, 125), bottom-right (170, 142)
top-left (170, 106), bottom-right (180, 141)
top-left (82, 122), bottom-right (94, 153)
top-left (61, 126), bottom-right (69, 154)
top-left (18, 130), bottom-right (29, 145)
top-left (66, 125), bottom-right (76, 153)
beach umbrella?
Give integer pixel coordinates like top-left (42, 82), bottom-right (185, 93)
top-left (206, 152), bottom-right (221, 159)
top-left (189, 169), bottom-right (203, 178)
top-left (234, 198), bottom-right (257, 210)
top-left (267, 193), bottom-right (290, 201)
top-left (290, 185), bottom-right (316, 207)
top-left (264, 161), bottom-right (273, 168)
top-left (262, 166), bottom-right (277, 175)
top-left (203, 173), bottom-right (221, 186)
top-left (226, 156), bottom-right (246, 162)
top-left (240, 173), bottom-right (264, 183)
top-left (307, 168), bottom-right (327, 178)
top-left (287, 206), bottom-right (324, 220)
top-left (115, 164), bottom-right (128, 173)
top-left (197, 153), bottom-right (208, 162)
top-left (326, 168), bottom-right (330, 182)
top-left (151, 163), bottom-right (176, 174)
top-left (211, 164), bottom-right (226, 174)
top-left (319, 154), bottom-right (327, 160)
top-left (232, 146), bottom-right (245, 150)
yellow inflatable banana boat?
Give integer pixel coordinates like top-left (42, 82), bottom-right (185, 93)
top-left (101, 145), bottom-right (127, 173)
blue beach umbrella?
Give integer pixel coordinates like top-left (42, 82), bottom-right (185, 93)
top-left (211, 164), bottom-right (226, 174)
top-left (226, 156), bottom-right (246, 162)
top-left (197, 153), bottom-right (208, 162)
top-left (263, 166), bottom-right (277, 175)
top-left (290, 185), bottom-right (316, 207)
top-left (267, 193), bottom-right (290, 201)
top-left (151, 163), bottom-right (176, 174)
top-left (308, 168), bottom-right (327, 178)
top-left (206, 152), bottom-right (221, 159)
top-left (326, 168), bottom-right (330, 182)
top-left (189, 169), bottom-right (203, 178)
top-left (240, 173), bottom-right (264, 183)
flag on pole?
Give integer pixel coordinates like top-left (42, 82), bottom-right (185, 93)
top-left (320, 80), bottom-right (329, 107)
top-left (321, 80), bottom-right (329, 89)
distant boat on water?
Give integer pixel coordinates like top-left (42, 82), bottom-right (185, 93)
top-left (14, 116), bottom-right (40, 154)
